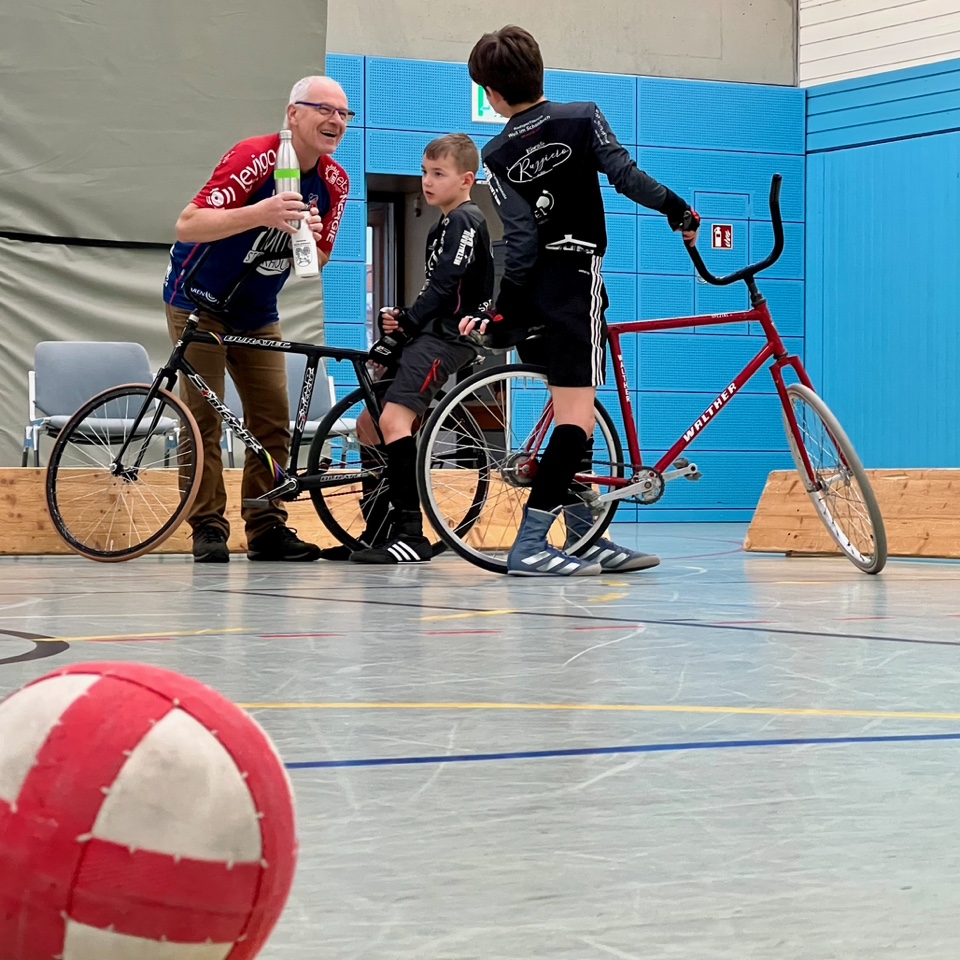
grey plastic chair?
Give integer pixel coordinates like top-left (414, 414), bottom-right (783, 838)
top-left (23, 341), bottom-right (168, 467)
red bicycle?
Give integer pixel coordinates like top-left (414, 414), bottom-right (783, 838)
top-left (416, 175), bottom-right (887, 575)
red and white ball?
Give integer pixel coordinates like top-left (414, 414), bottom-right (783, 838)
top-left (0, 662), bottom-right (297, 960)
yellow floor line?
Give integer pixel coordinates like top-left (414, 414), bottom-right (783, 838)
top-left (420, 610), bottom-right (518, 621)
top-left (234, 701), bottom-right (960, 721)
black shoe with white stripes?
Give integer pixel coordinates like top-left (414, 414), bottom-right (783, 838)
top-left (349, 533), bottom-right (432, 565)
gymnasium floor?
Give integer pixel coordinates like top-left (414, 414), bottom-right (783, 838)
top-left (3, 522), bottom-right (960, 959)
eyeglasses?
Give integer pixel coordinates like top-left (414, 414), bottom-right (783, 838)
top-left (295, 101), bottom-right (356, 124)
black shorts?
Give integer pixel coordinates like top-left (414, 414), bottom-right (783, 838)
top-left (382, 333), bottom-right (477, 417)
top-left (518, 254), bottom-right (609, 388)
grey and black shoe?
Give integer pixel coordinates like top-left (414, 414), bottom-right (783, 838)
top-left (193, 524), bottom-right (230, 564)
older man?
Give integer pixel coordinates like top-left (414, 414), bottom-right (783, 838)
top-left (163, 76), bottom-right (352, 562)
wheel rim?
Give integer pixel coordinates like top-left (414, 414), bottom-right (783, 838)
top-left (47, 386), bottom-right (199, 560)
top-left (786, 389), bottom-right (881, 570)
top-left (420, 367), bottom-right (621, 571)
top-left (307, 385), bottom-right (391, 550)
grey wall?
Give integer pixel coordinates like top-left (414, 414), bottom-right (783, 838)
top-left (329, 0), bottom-right (797, 85)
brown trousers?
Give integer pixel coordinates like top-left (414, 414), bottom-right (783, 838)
top-left (165, 304), bottom-right (290, 540)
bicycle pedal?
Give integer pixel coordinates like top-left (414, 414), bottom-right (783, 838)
top-left (241, 497), bottom-right (270, 509)
top-left (667, 458), bottom-right (703, 482)
top-left (574, 488), bottom-right (605, 518)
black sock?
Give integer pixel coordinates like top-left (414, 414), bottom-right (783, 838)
top-left (527, 424), bottom-right (589, 512)
top-left (385, 435), bottom-right (420, 516)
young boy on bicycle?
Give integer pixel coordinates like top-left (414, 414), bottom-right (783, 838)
top-left (321, 133), bottom-right (494, 564)
top-left (464, 25), bottom-right (701, 577)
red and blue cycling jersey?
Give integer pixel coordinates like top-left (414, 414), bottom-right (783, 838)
top-left (163, 133), bottom-right (349, 330)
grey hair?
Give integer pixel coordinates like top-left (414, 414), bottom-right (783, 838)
top-left (284, 76), bottom-right (344, 128)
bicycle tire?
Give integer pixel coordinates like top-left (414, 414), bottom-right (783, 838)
top-left (305, 380), bottom-right (486, 556)
top-left (45, 384), bottom-right (202, 561)
top-left (781, 383), bottom-right (887, 574)
top-left (416, 363), bottom-right (624, 574)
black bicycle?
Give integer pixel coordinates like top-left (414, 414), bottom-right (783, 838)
top-left (45, 249), bottom-right (486, 561)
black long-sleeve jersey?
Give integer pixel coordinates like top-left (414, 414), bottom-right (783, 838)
top-left (405, 200), bottom-right (494, 339)
top-left (482, 100), bottom-right (690, 287)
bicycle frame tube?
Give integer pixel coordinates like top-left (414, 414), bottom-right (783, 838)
top-left (591, 301), bottom-right (816, 491)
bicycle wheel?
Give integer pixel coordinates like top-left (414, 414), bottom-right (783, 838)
top-left (781, 383), bottom-right (887, 574)
top-left (306, 380), bottom-right (486, 555)
top-left (45, 384), bottom-right (202, 561)
top-left (417, 363), bottom-right (624, 574)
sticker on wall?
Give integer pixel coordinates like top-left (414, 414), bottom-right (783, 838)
top-left (471, 81), bottom-right (507, 124)
top-left (712, 224), bottom-right (733, 249)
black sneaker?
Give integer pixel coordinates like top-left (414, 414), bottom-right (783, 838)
top-left (350, 533), bottom-right (432, 565)
top-left (246, 525), bottom-right (322, 562)
top-left (193, 524), bottom-right (230, 564)
top-left (317, 544), bottom-right (354, 561)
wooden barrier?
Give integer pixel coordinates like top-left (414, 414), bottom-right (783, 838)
top-left (744, 469), bottom-right (960, 559)
top-left (0, 468), bottom-right (529, 556)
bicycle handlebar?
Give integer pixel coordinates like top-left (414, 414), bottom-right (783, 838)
top-left (685, 174), bottom-right (783, 287)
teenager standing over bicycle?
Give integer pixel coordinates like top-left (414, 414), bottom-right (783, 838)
top-left (465, 26), bottom-right (700, 576)
top-left (163, 76), bottom-right (351, 563)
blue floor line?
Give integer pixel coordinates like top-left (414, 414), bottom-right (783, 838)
top-left (286, 731), bottom-right (960, 770)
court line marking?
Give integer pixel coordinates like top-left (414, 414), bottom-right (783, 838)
top-left (285, 731), bottom-right (960, 770)
top-left (219, 589), bottom-right (960, 649)
top-left (34, 628), bottom-right (249, 643)
top-left (236, 701), bottom-right (960, 721)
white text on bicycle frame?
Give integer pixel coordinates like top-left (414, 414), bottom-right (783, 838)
top-left (683, 383), bottom-right (738, 442)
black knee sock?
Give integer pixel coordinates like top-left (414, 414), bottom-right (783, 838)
top-left (564, 436), bottom-right (594, 505)
top-left (527, 424), bottom-right (589, 512)
top-left (385, 434), bottom-right (420, 515)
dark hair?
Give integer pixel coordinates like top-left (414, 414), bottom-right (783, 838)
top-left (468, 25), bottom-right (544, 106)
top-left (423, 133), bottom-right (480, 174)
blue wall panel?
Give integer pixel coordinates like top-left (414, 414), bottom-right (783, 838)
top-left (324, 321), bottom-right (368, 352)
top-left (638, 275), bottom-right (695, 321)
top-left (638, 79), bottom-right (805, 155)
top-left (601, 186), bottom-right (636, 215)
top-left (545, 71), bottom-right (637, 143)
top-left (326, 54), bottom-right (365, 126)
top-left (639, 393), bottom-right (789, 451)
top-left (604, 215), bottom-right (637, 273)
top-left (756, 280), bottom-right (803, 339)
top-left (365, 59), bottom-right (506, 139)
top-left (321, 262), bottom-right (366, 326)
top-left (638, 216), bottom-right (692, 274)
top-left (366, 129), bottom-right (493, 177)
top-left (749, 222), bottom-right (804, 279)
top-left (603, 271), bottom-right (638, 326)
top-left (335, 127), bottom-right (365, 200)
top-left (637, 333), bottom-right (802, 394)
top-left (807, 59), bottom-right (960, 152)
top-left (329, 200), bottom-right (365, 262)
top-left (633, 148), bottom-right (805, 224)
top-left (693, 191), bottom-right (751, 220)
top-left (805, 127), bottom-right (960, 467)
top-left (694, 282), bottom-right (750, 335)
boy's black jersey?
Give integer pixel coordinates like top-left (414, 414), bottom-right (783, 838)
top-left (406, 200), bottom-right (494, 338)
top-left (481, 100), bottom-right (689, 286)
